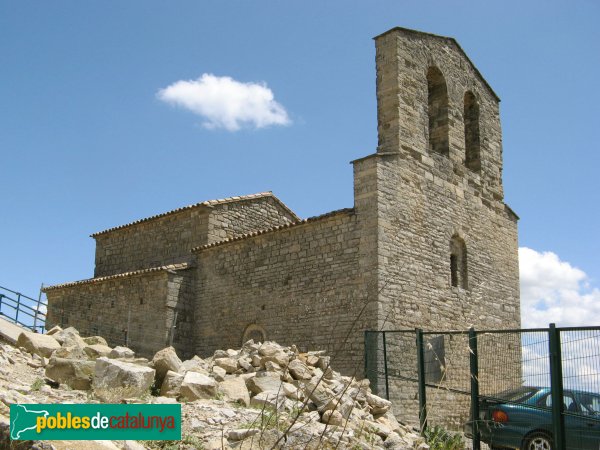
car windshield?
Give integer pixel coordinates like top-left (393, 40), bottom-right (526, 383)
top-left (493, 387), bottom-right (540, 403)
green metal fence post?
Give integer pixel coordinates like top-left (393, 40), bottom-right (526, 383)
top-left (549, 323), bottom-right (565, 450)
top-left (469, 327), bottom-right (481, 450)
top-left (382, 331), bottom-right (390, 400)
top-left (416, 328), bottom-right (427, 433)
top-left (364, 330), bottom-right (368, 379)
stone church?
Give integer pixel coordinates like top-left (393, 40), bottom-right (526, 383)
top-left (45, 27), bottom-right (521, 380)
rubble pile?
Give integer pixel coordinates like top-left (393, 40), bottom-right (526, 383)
top-left (0, 326), bottom-right (428, 449)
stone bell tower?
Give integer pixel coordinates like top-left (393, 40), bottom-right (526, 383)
top-left (354, 26), bottom-right (520, 335)
top-left (353, 26), bottom-right (521, 427)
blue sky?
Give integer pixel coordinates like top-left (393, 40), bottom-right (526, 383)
top-left (1, 1), bottom-right (599, 327)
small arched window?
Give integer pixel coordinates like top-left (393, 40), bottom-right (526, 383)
top-left (464, 91), bottom-right (481, 171)
top-left (242, 324), bottom-right (266, 345)
top-left (427, 67), bottom-right (449, 156)
top-left (450, 235), bottom-right (468, 289)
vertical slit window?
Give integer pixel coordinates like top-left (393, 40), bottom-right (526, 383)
top-left (450, 235), bottom-right (468, 289)
top-left (464, 91), bottom-right (481, 171)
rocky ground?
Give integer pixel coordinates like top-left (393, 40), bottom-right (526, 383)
top-left (0, 326), bottom-right (428, 449)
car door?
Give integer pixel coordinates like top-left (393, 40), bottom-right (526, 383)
top-left (572, 392), bottom-right (600, 450)
top-left (539, 392), bottom-right (582, 449)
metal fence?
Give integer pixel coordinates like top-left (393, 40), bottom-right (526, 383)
top-left (0, 285), bottom-right (47, 332)
top-left (365, 324), bottom-right (600, 450)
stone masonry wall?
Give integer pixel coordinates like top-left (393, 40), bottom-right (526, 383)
top-left (93, 209), bottom-right (208, 277)
top-left (193, 211), bottom-right (376, 375)
top-left (45, 270), bottom-right (186, 358)
top-left (206, 197), bottom-right (297, 243)
top-left (166, 270), bottom-right (196, 360)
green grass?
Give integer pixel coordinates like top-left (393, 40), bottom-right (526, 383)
top-left (423, 425), bottom-right (465, 450)
top-left (30, 378), bottom-right (45, 391)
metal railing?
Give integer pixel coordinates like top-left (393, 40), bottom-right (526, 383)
top-left (365, 324), bottom-right (600, 450)
top-left (0, 285), bottom-right (47, 332)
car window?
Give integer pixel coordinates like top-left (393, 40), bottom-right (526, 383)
top-left (578, 393), bottom-right (600, 414)
top-left (539, 393), bottom-right (576, 411)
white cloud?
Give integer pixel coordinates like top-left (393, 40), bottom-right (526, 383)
top-left (519, 247), bottom-right (600, 328)
top-left (157, 74), bottom-right (291, 131)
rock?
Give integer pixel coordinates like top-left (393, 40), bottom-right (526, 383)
top-left (27, 359), bottom-right (43, 369)
top-left (288, 359), bottom-right (312, 380)
top-left (84, 344), bottom-right (113, 359)
top-left (52, 345), bottom-right (88, 360)
top-left (122, 441), bottom-right (146, 450)
top-left (212, 365), bottom-right (226, 381)
top-left (228, 428), bottom-right (259, 441)
top-left (45, 325), bottom-right (63, 336)
top-left (383, 432), bottom-right (406, 450)
top-left (109, 346), bottom-right (135, 359)
top-left (0, 390), bottom-right (33, 406)
top-left (32, 353), bottom-right (47, 367)
top-left (258, 342), bottom-right (282, 357)
top-left (180, 356), bottom-right (208, 374)
top-left (250, 392), bottom-right (288, 410)
top-left (262, 352), bottom-right (289, 367)
top-left (238, 357), bottom-right (253, 372)
top-left (93, 357), bottom-right (155, 398)
top-left (17, 331), bottom-right (61, 358)
top-left (45, 357), bottom-right (95, 390)
top-left (328, 394), bottom-right (355, 419)
top-left (214, 357), bottom-right (238, 374)
top-left (366, 392), bottom-right (392, 415)
top-left (321, 409), bottom-right (344, 426)
top-left (304, 378), bottom-right (335, 411)
top-left (213, 349), bottom-right (229, 358)
top-left (205, 438), bottom-right (232, 450)
top-left (159, 370), bottom-right (184, 398)
top-left (151, 396), bottom-right (178, 404)
top-left (151, 346), bottom-right (182, 385)
top-left (83, 336), bottom-right (108, 346)
top-left (246, 372), bottom-right (285, 395)
top-left (219, 377), bottom-right (250, 406)
top-left (179, 371), bottom-right (218, 401)
top-left (128, 357), bottom-right (150, 366)
top-left (317, 355), bottom-right (331, 370)
top-left (366, 420), bottom-right (392, 439)
top-left (375, 410), bottom-right (402, 434)
top-left (53, 327), bottom-right (87, 348)
top-left (347, 385), bottom-right (368, 404)
top-left (305, 354), bottom-right (320, 366)
top-left (264, 360), bottom-right (282, 372)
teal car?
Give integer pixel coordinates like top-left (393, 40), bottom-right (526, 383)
top-left (464, 386), bottom-right (600, 449)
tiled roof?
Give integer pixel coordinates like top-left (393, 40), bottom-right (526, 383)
top-left (192, 208), bottom-right (355, 252)
top-left (91, 192), bottom-right (300, 237)
top-left (42, 263), bottom-right (190, 292)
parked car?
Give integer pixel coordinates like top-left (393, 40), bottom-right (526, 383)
top-left (464, 386), bottom-right (600, 449)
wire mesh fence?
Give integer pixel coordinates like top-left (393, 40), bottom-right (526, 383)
top-left (365, 325), bottom-right (600, 450)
